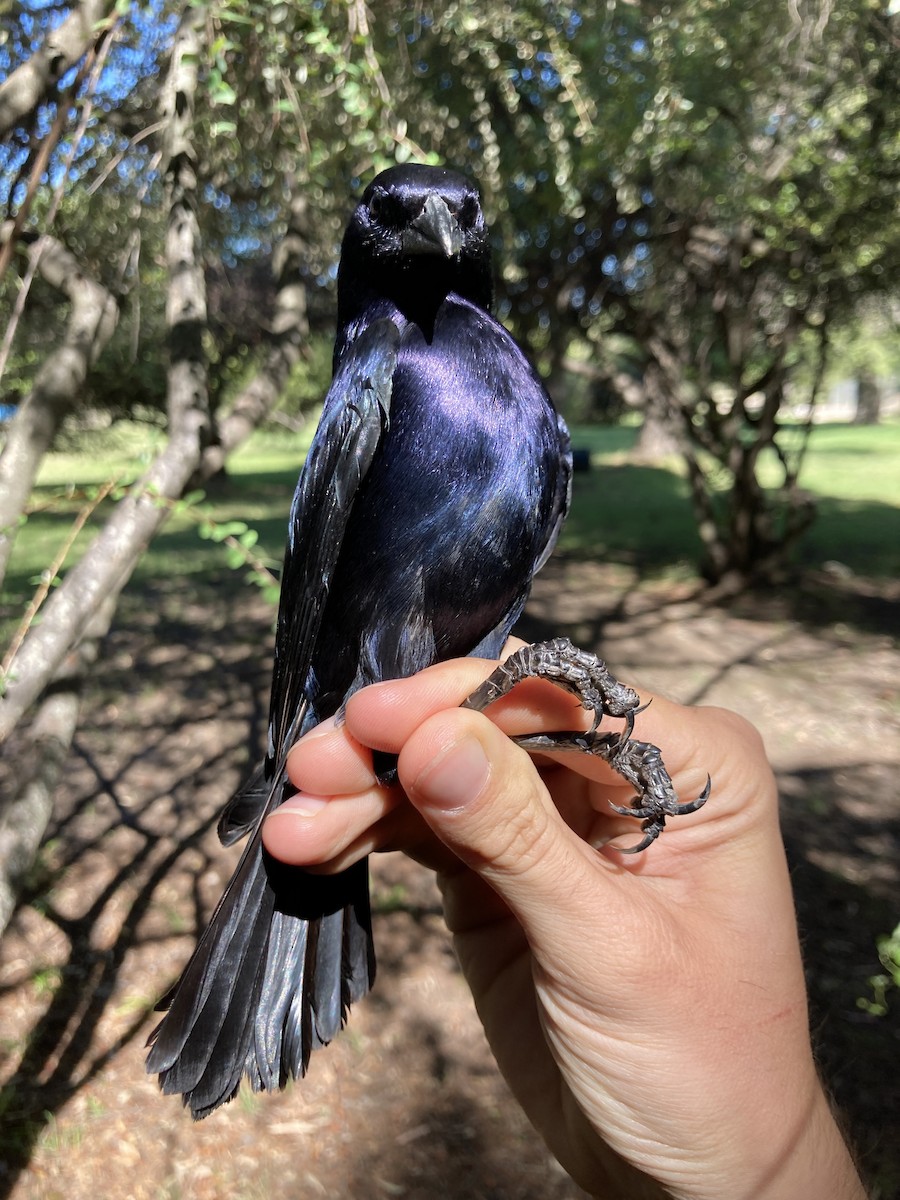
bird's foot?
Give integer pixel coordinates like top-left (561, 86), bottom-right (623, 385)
top-left (462, 638), bottom-right (710, 853)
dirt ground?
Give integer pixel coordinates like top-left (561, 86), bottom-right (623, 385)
top-left (1, 557), bottom-right (898, 1200)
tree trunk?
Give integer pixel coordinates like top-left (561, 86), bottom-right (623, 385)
top-left (0, 0), bottom-right (117, 137)
top-left (161, 8), bottom-right (211, 458)
top-left (0, 228), bottom-right (119, 584)
top-left (853, 369), bottom-right (881, 425)
top-left (633, 402), bottom-right (681, 461)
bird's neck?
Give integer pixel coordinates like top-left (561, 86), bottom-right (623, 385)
top-left (336, 271), bottom-right (442, 344)
top-left (337, 256), bottom-right (493, 345)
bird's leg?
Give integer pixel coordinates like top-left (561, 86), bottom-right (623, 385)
top-left (462, 637), bottom-right (710, 853)
top-left (463, 637), bottom-right (642, 731)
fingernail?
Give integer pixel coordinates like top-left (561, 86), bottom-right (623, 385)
top-left (296, 715), bottom-right (337, 743)
top-left (271, 795), bottom-right (328, 817)
top-left (414, 735), bottom-right (490, 811)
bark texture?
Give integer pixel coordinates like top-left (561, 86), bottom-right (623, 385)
top-left (0, 227), bottom-right (119, 583)
top-left (0, 0), bottom-right (116, 137)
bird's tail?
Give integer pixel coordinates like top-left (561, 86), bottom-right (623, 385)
top-left (146, 772), bottom-right (375, 1119)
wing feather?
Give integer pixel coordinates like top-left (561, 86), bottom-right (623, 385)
top-left (266, 317), bottom-right (398, 767)
top-left (147, 320), bottom-right (396, 1116)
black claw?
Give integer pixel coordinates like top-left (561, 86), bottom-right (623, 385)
top-left (463, 639), bottom-right (710, 854)
top-left (674, 776), bottom-right (712, 815)
top-left (618, 706), bottom-right (636, 748)
top-left (614, 822), bottom-right (664, 855)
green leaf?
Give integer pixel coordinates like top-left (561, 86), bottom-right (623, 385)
top-left (210, 80), bottom-right (238, 107)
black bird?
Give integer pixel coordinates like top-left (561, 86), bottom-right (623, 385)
top-left (146, 164), bottom-right (572, 1118)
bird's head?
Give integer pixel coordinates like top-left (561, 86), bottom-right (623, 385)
top-left (337, 164), bottom-right (493, 330)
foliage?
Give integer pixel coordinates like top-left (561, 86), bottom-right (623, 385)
top-left (819, 307), bottom-right (900, 387)
top-left (4, 0), bottom-right (898, 582)
top-left (858, 923), bottom-right (900, 1017)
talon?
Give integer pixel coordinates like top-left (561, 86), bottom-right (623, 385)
top-left (675, 776), bottom-right (711, 815)
top-left (462, 639), bottom-right (711, 854)
top-left (618, 706), bottom-right (636, 746)
top-left (613, 820), bottom-right (664, 854)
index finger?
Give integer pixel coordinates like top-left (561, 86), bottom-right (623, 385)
top-left (288, 651), bottom-right (602, 797)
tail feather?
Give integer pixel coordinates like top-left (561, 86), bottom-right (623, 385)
top-left (255, 902), bottom-right (311, 1089)
top-left (147, 777), bottom-right (375, 1118)
top-left (147, 837), bottom-right (274, 1100)
top-left (343, 888), bottom-right (376, 1006)
top-left (217, 762), bottom-right (269, 847)
top-left (181, 903), bottom-right (272, 1116)
top-left (310, 909), bottom-right (345, 1047)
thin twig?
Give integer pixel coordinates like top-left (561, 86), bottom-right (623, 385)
top-left (85, 120), bottom-right (165, 196)
top-left (2, 476), bottom-right (120, 680)
top-left (0, 21), bottom-right (119, 383)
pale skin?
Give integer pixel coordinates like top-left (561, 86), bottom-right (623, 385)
top-left (261, 640), bottom-right (867, 1200)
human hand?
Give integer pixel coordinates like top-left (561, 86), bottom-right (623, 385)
top-left (262, 645), bottom-right (864, 1200)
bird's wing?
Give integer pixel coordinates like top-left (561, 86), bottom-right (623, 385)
top-left (267, 317), bottom-right (399, 766)
top-left (152, 324), bottom-right (395, 1103)
top-left (534, 408), bottom-right (573, 576)
top-left (217, 318), bottom-right (397, 848)
top-left (217, 319), bottom-right (396, 844)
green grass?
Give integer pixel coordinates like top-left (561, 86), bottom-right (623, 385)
top-left (563, 419), bottom-right (900, 578)
top-left (783, 421), bottom-right (900, 501)
top-left (3, 419), bottom-right (899, 629)
top-left (3, 425), bottom-right (316, 608)
top-left (767, 421), bottom-right (900, 576)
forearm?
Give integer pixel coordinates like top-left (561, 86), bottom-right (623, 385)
top-left (722, 1087), bottom-right (865, 1200)
top-left (623, 1055), bottom-right (866, 1200)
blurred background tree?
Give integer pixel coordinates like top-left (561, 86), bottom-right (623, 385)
top-left (0, 0), bottom-right (898, 921)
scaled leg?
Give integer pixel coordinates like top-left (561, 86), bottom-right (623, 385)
top-left (463, 638), bottom-right (710, 853)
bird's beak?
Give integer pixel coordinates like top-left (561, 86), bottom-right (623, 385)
top-left (402, 194), bottom-right (463, 258)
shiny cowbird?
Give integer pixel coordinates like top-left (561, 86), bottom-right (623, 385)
top-left (146, 165), bottom-right (573, 1117)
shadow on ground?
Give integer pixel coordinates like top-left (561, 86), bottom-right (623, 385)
top-left (0, 563), bottom-right (897, 1197)
top-left (780, 764), bottom-right (900, 1194)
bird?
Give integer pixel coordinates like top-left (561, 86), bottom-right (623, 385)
top-left (146, 163), bottom-right (572, 1118)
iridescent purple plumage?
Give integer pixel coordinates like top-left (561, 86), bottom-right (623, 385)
top-left (147, 164), bottom-right (571, 1117)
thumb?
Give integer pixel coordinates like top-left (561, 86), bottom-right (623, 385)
top-left (397, 705), bottom-right (608, 948)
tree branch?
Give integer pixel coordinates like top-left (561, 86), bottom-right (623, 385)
top-left (0, 227), bottom-right (119, 583)
top-left (0, 595), bottom-right (115, 936)
top-left (0, 0), bottom-right (117, 138)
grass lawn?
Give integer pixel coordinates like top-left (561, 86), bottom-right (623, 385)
top-left (563, 419), bottom-right (900, 578)
top-left (3, 418), bottom-right (899, 626)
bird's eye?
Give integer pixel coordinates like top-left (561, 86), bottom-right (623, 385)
top-left (368, 189), bottom-right (406, 228)
top-left (458, 194), bottom-right (480, 229)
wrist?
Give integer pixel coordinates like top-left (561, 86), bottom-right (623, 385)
top-left (670, 1083), bottom-right (865, 1200)
top-left (745, 1086), bottom-right (866, 1200)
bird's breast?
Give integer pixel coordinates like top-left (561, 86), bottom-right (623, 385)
top-left (309, 296), bottom-right (566, 705)
top-left (347, 299), bottom-right (561, 573)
